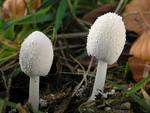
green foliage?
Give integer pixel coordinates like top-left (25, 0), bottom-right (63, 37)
top-left (53, 0), bottom-right (68, 35)
top-left (0, 0), bottom-right (3, 6)
top-left (99, 0), bottom-right (111, 4)
top-left (1, 0), bottom-right (147, 112)
top-left (0, 99), bottom-right (5, 113)
top-left (1, 7), bottom-right (53, 29)
top-left (78, 0), bottom-right (98, 8)
top-left (129, 93), bottom-right (150, 112)
top-left (38, 0), bottom-right (57, 10)
top-left (126, 76), bottom-right (150, 95)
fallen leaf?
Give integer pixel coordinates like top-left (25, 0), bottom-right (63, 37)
top-left (82, 4), bottom-right (116, 23)
top-left (2, 0), bottom-right (41, 20)
top-left (128, 56), bottom-right (146, 82)
top-left (130, 30), bottom-right (150, 61)
top-left (122, 0), bottom-right (150, 34)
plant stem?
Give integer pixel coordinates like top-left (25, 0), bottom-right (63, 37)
top-left (143, 62), bottom-right (150, 78)
top-left (29, 76), bottom-right (39, 111)
top-left (89, 60), bottom-right (107, 100)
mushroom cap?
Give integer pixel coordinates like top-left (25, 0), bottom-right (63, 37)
top-left (130, 30), bottom-right (150, 62)
top-left (86, 12), bottom-right (126, 64)
top-left (19, 31), bottom-right (54, 77)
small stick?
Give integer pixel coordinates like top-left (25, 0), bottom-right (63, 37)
top-left (72, 56), bottom-right (94, 97)
top-left (58, 41), bottom-right (74, 73)
top-left (56, 32), bottom-right (88, 39)
top-left (54, 44), bottom-right (85, 51)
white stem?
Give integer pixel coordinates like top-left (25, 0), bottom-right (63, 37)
top-left (89, 60), bottom-right (107, 101)
top-left (29, 76), bottom-right (39, 111)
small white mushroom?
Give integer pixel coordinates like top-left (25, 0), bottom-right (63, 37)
top-left (19, 31), bottom-right (53, 110)
top-left (86, 12), bottom-right (126, 100)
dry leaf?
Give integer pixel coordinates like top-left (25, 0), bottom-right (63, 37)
top-left (130, 30), bottom-right (150, 61)
top-left (2, 0), bottom-right (41, 20)
top-left (128, 56), bottom-right (146, 82)
top-left (122, 0), bottom-right (150, 34)
top-left (82, 4), bottom-right (116, 24)
top-left (31, 0), bottom-right (41, 12)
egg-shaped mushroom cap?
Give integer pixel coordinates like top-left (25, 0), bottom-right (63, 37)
top-left (86, 12), bottom-right (126, 64)
top-left (19, 31), bottom-right (54, 77)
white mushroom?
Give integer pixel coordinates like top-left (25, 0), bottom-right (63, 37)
top-left (19, 31), bottom-right (53, 110)
top-left (86, 12), bottom-right (126, 100)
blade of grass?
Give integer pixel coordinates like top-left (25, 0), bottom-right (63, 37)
top-left (52, 0), bottom-right (68, 40)
top-left (0, 50), bottom-right (15, 59)
top-left (126, 75), bottom-right (150, 95)
top-left (129, 93), bottom-right (150, 112)
top-left (37, 0), bottom-right (57, 10)
top-left (55, 0), bottom-right (67, 32)
top-left (1, 7), bottom-right (53, 29)
top-left (106, 80), bottom-right (128, 90)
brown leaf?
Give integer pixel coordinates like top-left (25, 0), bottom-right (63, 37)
top-left (82, 4), bottom-right (116, 24)
top-left (128, 56), bottom-right (146, 82)
top-left (122, 0), bottom-right (150, 34)
top-left (2, 0), bottom-right (41, 20)
top-left (130, 30), bottom-right (150, 61)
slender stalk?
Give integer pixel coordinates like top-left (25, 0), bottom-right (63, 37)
top-left (88, 60), bottom-right (107, 100)
top-left (29, 76), bottom-right (39, 111)
top-left (143, 62), bottom-right (150, 78)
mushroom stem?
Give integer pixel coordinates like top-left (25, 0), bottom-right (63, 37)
top-left (89, 60), bottom-right (107, 100)
top-left (143, 62), bottom-right (150, 78)
top-left (29, 76), bottom-right (39, 110)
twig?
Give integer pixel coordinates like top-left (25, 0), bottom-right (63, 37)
top-left (72, 56), bottom-right (94, 97)
top-left (0, 52), bottom-right (18, 67)
top-left (115, 0), bottom-right (124, 14)
top-left (0, 68), bottom-right (17, 113)
top-left (56, 32), bottom-right (88, 39)
top-left (70, 55), bottom-right (85, 73)
top-left (115, 0), bottom-right (129, 14)
top-left (0, 71), bottom-right (7, 91)
top-left (54, 44), bottom-right (85, 51)
top-left (1, 63), bottom-right (19, 72)
top-left (58, 72), bottom-right (94, 77)
top-left (58, 41), bottom-right (74, 73)
top-left (67, 0), bottom-right (89, 31)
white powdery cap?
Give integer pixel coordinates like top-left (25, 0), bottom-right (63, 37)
top-left (86, 12), bottom-right (126, 64)
top-left (19, 31), bottom-right (54, 77)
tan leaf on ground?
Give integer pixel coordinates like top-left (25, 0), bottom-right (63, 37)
top-left (122, 0), bottom-right (150, 34)
top-left (130, 30), bottom-right (150, 61)
top-left (2, 0), bottom-right (41, 20)
top-left (128, 56), bottom-right (146, 82)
